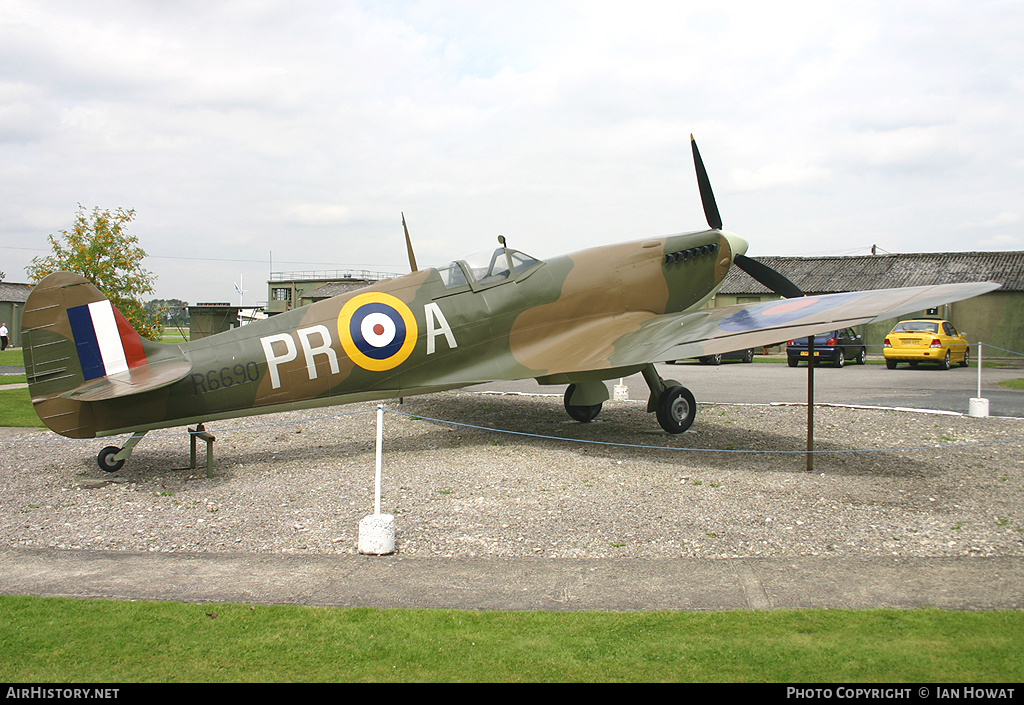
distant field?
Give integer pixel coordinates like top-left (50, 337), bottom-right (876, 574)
top-left (159, 330), bottom-right (189, 344)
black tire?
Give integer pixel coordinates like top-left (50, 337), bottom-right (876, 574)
top-left (701, 354), bottom-right (722, 365)
top-left (97, 446), bottom-right (125, 473)
top-left (655, 386), bottom-right (696, 434)
top-left (886, 360), bottom-right (897, 370)
top-left (856, 348), bottom-right (866, 365)
top-left (960, 347), bottom-right (970, 368)
top-left (563, 385), bottom-right (602, 423)
top-left (741, 349), bottom-right (754, 363)
top-left (834, 349), bottom-right (845, 368)
top-left (939, 350), bottom-right (951, 370)
top-left (787, 357), bottom-right (799, 368)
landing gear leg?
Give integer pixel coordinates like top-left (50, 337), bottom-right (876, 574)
top-left (642, 364), bottom-right (697, 434)
top-left (96, 432), bottom-right (148, 473)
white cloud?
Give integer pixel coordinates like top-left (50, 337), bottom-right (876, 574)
top-left (1, 0), bottom-right (1022, 302)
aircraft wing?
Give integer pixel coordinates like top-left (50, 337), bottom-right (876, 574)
top-left (609, 281), bottom-right (1001, 365)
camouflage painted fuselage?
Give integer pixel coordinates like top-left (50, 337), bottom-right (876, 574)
top-left (24, 230), bottom-right (733, 438)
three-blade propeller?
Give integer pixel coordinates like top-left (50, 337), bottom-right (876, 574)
top-left (690, 135), bottom-right (804, 299)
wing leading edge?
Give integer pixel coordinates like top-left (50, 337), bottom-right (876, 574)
top-left (609, 281), bottom-right (1001, 366)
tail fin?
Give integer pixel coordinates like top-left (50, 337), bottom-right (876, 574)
top-left (22, 272), bottom-right (191, 438)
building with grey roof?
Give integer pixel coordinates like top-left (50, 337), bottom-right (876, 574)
top-left (714, 251), bottom-right (1024, 357)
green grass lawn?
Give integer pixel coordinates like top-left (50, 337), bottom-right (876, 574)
top-left (0, 348), bottom-right (24, 366)
top-left (0, 387), bottom-right (44, 427)
top-left (0, 597), bottom-right (1020, 683)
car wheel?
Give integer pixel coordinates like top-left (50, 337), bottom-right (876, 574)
top-left (834, 349), bottom-right (845, 368)
top-left (939, 350), bottom-right (951, 370)
top-left (886, 360), bottom-right (897, 370)
top-left (742, 349), bottom-right (754, 363)
top-left (960, 347), bottom-right (970, 368)
top-left (856, 348), bottom-right (866, 365)
top-left (788, 357), bottom-right (798, 368)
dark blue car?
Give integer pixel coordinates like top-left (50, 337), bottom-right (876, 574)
top-left (786, 328), bottom-right (866, 368)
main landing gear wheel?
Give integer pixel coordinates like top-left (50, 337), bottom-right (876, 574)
top-left (656, 386), bottom-right (696, 434)
top-left (563, 384), bottom-right (602, 423)
top-left (97, 446), bottom-right (125, 473)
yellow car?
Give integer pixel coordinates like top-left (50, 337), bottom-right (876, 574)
top-left (883, 319), bottom-right (970, 370)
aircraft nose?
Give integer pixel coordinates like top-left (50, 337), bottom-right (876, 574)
top-left (722, 231), bottom-right (748, 259)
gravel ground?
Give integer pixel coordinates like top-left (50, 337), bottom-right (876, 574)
top-left (2, 391), bottom-right (1022, 559)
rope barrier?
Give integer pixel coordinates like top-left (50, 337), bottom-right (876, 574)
top-left (3, 337), bottom-right (1023, 456)
top-left (2, 399), bottom-right (1021, 455)
top-left (381, 406), bottom-right (1024, 456)
top-left (979, 342), bottom-right (1024, 358)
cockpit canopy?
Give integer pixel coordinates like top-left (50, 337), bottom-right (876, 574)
top-left (439, 247), bottom-right (542, 289)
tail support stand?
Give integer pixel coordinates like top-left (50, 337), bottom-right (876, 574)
top-left (189, 424), bottom-right (216, 478)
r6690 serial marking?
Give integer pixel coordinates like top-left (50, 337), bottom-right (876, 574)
top-left (192, 362), bottom-right (260, 394)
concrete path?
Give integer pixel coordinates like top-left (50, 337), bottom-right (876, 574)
top-left (2, 548), bottom-right (1021, 611)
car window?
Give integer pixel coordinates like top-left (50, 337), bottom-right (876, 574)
top-left (892, 321), bottom-right (939, 334)
top-left (944, 322), bottom-right (959, 337)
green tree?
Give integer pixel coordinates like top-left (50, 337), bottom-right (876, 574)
top-left (26, 205), bottom-right (162, 340)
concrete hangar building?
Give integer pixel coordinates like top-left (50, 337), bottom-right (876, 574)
top-left (266, 268), bottom-right (401, 315)
top-left (714, 251), bottom-right (1024, 357)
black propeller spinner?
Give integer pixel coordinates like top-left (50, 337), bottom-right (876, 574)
top-left (690, 135), bottom-right (804, 299)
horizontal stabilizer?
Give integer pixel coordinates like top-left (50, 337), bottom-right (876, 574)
top-left (59, 357), bottom-right (193, 402)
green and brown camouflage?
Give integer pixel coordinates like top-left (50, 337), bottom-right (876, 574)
top-left (20, 137), bottom-right (1002, 470)
top-left (22, 228), bottom-right (736, 439)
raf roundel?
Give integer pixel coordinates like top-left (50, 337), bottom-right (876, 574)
top-left (338, 292), bottom-right (419, 371)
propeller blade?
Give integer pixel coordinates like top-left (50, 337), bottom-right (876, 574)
top-left (734, 253), bottom-right (804, 299)
top-left (691, 134), bottom-right (722, 231)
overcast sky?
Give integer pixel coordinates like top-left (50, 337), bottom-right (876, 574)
top-left (2, 1), bottom-right (1022, 305)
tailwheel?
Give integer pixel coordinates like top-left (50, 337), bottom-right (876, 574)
top-left (97, 446), bottom-right (125, 473)
top-left (656, 385), bottom-right (696, 434)
top-left (95, 432), bottom-right (147, 473)
top-left (563, 384), bottom-right (602, 423)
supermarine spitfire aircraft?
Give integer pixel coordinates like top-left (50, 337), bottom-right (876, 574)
top-left (22, 137), bottom-right (999, 471)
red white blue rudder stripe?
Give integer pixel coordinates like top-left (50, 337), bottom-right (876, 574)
top-left (66, 300), bottom-right (147, 381)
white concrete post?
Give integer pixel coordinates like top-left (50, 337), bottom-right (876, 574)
top-left (969, 342), bottom-right (990, 418)
top-left (359, 404), bottom-right (396, 554)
